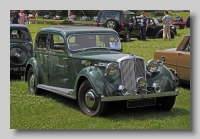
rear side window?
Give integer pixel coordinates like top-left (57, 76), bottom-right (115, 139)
top-left (10, 29), bottom-right (30, 40)
top-left (99, 11), bottom-right (120, 23)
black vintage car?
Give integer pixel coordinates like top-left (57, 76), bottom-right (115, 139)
top-left (135, 16), bottom-right (177, 39)
top-left (10, 24), bottom-right (33, 76)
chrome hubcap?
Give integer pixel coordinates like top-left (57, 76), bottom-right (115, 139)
top-left (85, 89), bottom-right (95, 108)
top-left (107, 21), bottom-right (115, 28)
top-left (29, 74), bottom-right (35, 92)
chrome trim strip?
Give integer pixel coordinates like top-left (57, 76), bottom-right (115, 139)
top-left (164, 63), bottom-right (190, 69)
top-left (101, 90), bottom-right (179, 102)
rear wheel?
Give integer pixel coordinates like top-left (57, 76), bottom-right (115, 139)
top-left (78, 80), bottom-right (108, 117)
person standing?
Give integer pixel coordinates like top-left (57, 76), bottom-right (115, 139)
top-left (11, 10), bottom-right (19, 24)
top-left (140, 13), bottom-right (148, 41)
top-left (186, 16), bottom-right (190, 28)
top-left (162, 10), bottom-right (172, 41)
top-left (18, 10), bottom-right (25, 25)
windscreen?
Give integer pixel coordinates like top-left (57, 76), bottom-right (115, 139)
top-left (68, 34), bottom-right (121, 51)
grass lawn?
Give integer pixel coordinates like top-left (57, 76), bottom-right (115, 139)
top-left (10, 23), bottom-right (190, 129)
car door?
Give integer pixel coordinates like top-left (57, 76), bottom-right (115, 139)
top-left (131, 15), bottom-right (141, 37)
top-left (146, 18), bottom-right (160, 37)
top-left (48, 33), bottom-right (71, 88)
top-left (176, 39), bottom-right (190, 82)
top-left (34, 32), bottom-right (49, 85)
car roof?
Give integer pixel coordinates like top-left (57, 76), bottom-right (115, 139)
top-left (40, 26), bottom-right (113, 31)
top-left (39, 26), bottom-right (118, 35)
top-left (10, 24), bottom-right (29, 30)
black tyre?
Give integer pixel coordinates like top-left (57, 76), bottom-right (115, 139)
top-left (105, 19), bottom-right (119, 30)
top-left (123, 31), bottom-right (130, 42)
top-left (78, 80), bottom-right (108, 117)
top-left (27, 67), bottom-right (41, 95)
top-left (156, 96), bottom-right (176, 111)
top-left (137, 33), bottom-right (142, 40)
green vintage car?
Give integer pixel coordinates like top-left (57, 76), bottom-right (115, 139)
top-left (25, 26), bottom-right (179, 117)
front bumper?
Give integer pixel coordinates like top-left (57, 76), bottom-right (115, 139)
top-left (101, 90), bottom-right (179, 102)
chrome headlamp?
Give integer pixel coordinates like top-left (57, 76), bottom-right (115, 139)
top-left (146, 60), bottom-right (158, 73)
top-left (105, 63), bottom-right (119, 77)
top-left (136, 77), bottom-right (146, 88)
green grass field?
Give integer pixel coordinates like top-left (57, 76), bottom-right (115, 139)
top-left (10, 22), bottom-right (190, 129)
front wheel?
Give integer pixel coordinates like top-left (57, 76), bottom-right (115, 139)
top-left (27, 67), bottom-right (41, 95)
top-left (78, 80), bottom-right (108, 117)
top-left (156, 96), bottom-right (176, 111)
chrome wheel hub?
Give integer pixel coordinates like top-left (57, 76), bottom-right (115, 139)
top-left (29, 74), bottom-right (35, 92)
top-left (107, 21), bottom-right (115, 28)
top-left (85, 89), bottom-right (96, 108)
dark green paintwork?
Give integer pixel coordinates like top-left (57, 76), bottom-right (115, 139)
top-left (25, 26), bottom-right (178, 101)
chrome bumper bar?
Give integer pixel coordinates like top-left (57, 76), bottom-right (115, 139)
top-left (101, 90), bottom-right (179, 102)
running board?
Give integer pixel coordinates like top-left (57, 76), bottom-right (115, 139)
top-left (37, 84), bottom-right (75, 99)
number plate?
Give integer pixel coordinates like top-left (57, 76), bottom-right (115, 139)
top-left (10, 67), bottom-right (26, 72)
top-left (127, 98), bottom-right (156, 108)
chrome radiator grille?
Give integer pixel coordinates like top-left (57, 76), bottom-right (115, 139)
top-left (120, 58), bottom-right (146, 93)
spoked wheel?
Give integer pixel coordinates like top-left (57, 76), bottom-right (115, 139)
top-left (27, 67), bottom-right (41, 95)
top-left (78, 80), bottom-right (108, 117)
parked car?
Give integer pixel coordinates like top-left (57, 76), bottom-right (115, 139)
top-left (154, 34), bottom-right (190, 87)
top-left (24, 26), bottom-right (179, 117)
top-left (43, 15), bottom-right (51, 19)
top-left (54, 15), bottom-right (63, 20)
top-left (95, 10), bottom-right (141, 42)
top-left (28, 14), bottom-right (35, 19)
top-left (10, 24), bottom-right (33, 76)
top-left (135, 16), bottom-right (177, 39)
top-left (80, 16), bottom-right (90, 21)
top-left (172, 20), bottom-right (186, 29)
top-left (174, 16), bottom-right (184, 22)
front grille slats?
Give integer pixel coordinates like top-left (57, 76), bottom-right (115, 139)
top-left (120, 57), bottom-right (146, 94)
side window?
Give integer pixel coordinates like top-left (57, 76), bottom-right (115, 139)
top-left (149, 19), bottom-right (154, 25)
top-left (37, 34), bottom-right (48, 50)
top-left (50, 33), bottom-right (65, 52)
